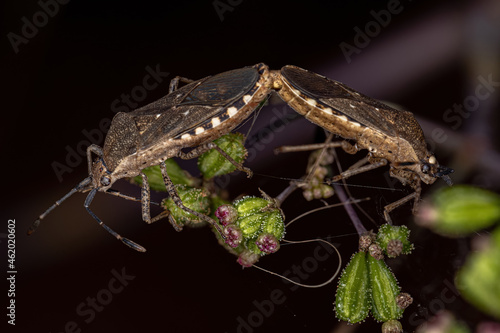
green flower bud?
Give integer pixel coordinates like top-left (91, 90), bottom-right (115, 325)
top-left (214, 196), bottom-right (285, 266)
top-left (198, 133), bottom-right (247, 179)
top-left (456, 226), bottom-right (500, 319)
top-left (131, 159), bottom-right (199, 191)
top-left (162, 185), bottom-right (210, 227)
top-left (238, 213), bottom-right (266, 237)
top-left (416, 185), bottom-right (500, 236)
top-left (260, 210), bottom-right (285, 240)
top-left (367, 255), bottom-right (403, 322)
top-left (335, 251), bottom-right (371, 324)
top-left (376, 224), bottom-right (413, 258)
top-left (234, 196), bottom-right (269, 218)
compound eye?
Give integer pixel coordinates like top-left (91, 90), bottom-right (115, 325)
top-left (100, 176), bottom-right (111, 186)
top-left (421, 163), bottom-right (430, 174)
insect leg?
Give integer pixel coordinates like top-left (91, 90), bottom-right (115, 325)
top-left (275, 141), bottom-right (357, 155)
top-left (159, 161), bottom-right (224, 236)
top-left (383, 191), bottom-right (419, 225)
top-left (137, 172), bottom-right (176, 228)
top-left (105, 188), bottom-right (159, 205)
top-left (169, 76), bottom-right (195, 93)
top-left (347, 156), bottom-right (370, 171)
top-left (86, 144), bottom-right (104, 175)
top-left (178, 142), bottom-right (252, 178)
top-left (140, 172), bottom-right (152, 223)
top-left (84, 188), bottom-right (146, 252)
top-left (329, 159), bottom-right (388, 183)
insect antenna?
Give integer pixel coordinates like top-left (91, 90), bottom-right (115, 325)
top-left (28, 177), bottom-right (92, 235)
top-left (84, 188), bottom-right (146, 252)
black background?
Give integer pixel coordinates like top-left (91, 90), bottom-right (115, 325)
top-left (2, 0), bottom-right (500, 332)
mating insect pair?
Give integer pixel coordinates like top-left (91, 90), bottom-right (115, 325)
top-left (29, 63), bottom-right (453, 251)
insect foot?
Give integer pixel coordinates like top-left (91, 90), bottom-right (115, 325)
top-left (213, 196), bottom-right (285, 267)
top-left (271, 65), bottom-right (454, 222)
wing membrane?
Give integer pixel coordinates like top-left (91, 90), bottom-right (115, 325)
top-left (130, 66), bottom-right (259, 149)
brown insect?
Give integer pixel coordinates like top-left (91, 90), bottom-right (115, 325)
top-left (29, 63), bottom-right (274, 251)
top-left (271, 65), bottom-right (453, 223)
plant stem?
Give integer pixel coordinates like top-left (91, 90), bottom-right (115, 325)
top-left (334, 184), bottom-right (367, 236)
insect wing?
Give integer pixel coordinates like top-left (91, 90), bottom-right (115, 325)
top-left (281, 65), bottom-right (398, 137)
top-left (179, 66), bottom-right (259, 107)
top-left (137, 66), bottom-right (260, 149)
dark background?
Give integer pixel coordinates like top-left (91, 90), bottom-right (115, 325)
top-left (2, 0), bottom-right (500, 332)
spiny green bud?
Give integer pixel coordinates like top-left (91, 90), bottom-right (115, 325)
top-left (198, 133), bottom-right (247, 179)
top-left (416, 185), bottom-right (500, 236)
top-left (260, 209), bottom-right (285, 240)
top-left (131, 159), bottom-right (199, 191)
top-left (216, 196), bottom-right (285, 266)
top-left (335, 251), bottom-right (371, 324)
top-left (376, 224), bottom-right (413, 258)
top-left (367, 255), bottom-right (403, 322)
top-left (238, 213), bottom-right (266, 237)
top-left (234, 196), bottom-right (270, 218)
top-left (162, 185), bottom-right (210, 227)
